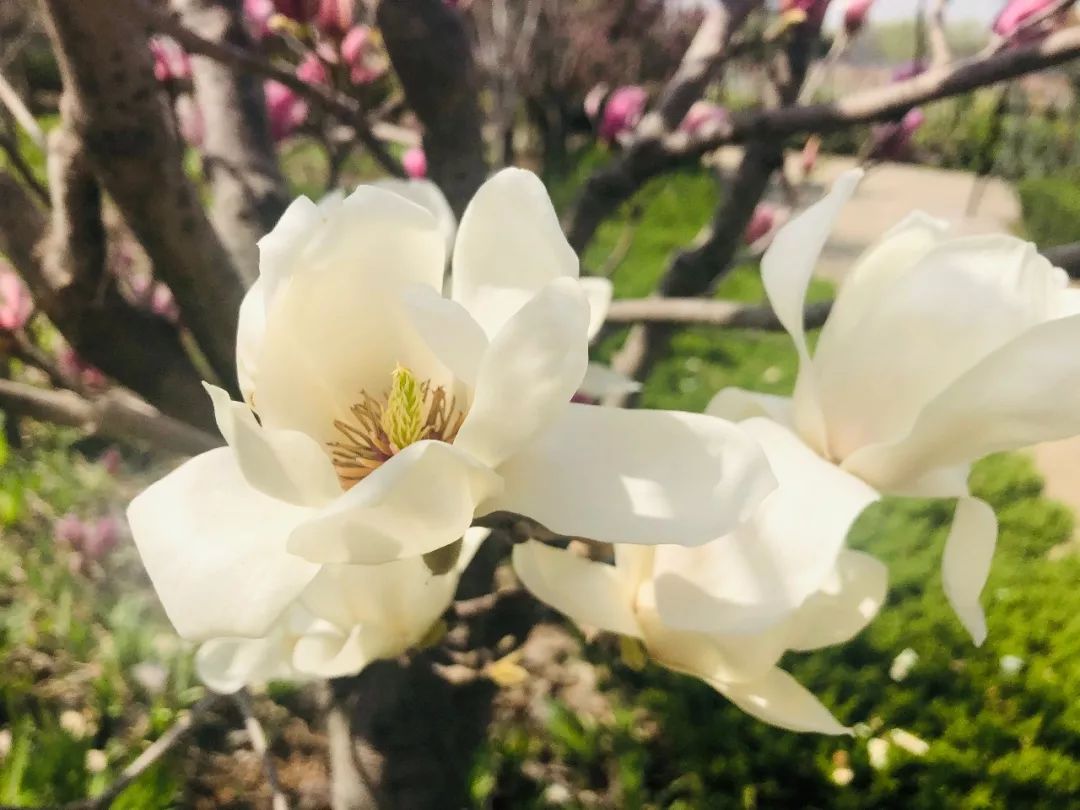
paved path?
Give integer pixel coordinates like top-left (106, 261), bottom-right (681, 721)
top-left (719, 151), bottom-right (1079, 543)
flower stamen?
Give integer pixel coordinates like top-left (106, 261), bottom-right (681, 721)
top-left (328, 366), bottom-right (465, 491)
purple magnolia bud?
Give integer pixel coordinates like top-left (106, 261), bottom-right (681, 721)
top-left (265, 80), bottom-right (309, 141)
top-left (149, 37), bottom-right (191, 84)
top-left (315, 0), bottom-right (355, 37)
top-left (402, 147), bottom-right (427, 179)
top-left (55, 513), bottom-right (86, 548)
top-left (82, 517), bottom-right (120, 561)
top-left (599, 85), bottom-right (647, 145)
top-left (0, 264), bottom-right (32, 332)
top-left (869, 108), bottom-right (925, 161)
top-left (744, 204), bottom-right (777, 246)
top-left (994, 0), bottom-right (1061, 38)
top-left (57, 347), bottom-right (108, 391)
top-left (150, 284), bottom-right (180, 324)
top-left (843, 0), bottom-right (874, 36)
top-left (244, 0), bottom-right (275, 39)
top-left (341, 26), bottom-right (385, 85)
top-left (678, 101), bottom-right (729, 137)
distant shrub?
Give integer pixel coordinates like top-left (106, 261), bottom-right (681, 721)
top-left (1018, 177), bottom-right (1080, 247)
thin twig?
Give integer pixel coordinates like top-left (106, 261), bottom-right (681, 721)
top-left (135, 1), bottom-right (403, 177)
top-left (0, 128), bottom-right (47, 204)
top-left (234, 690), bottom-right (289, 810)
top-left (604, 297), bottom-right (832, 329)
top-left (0, 68), bottom-right (45, 148)
top-left (926, 0), bottom-right (952, 68)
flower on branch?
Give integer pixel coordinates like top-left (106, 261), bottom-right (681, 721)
top-left (127, 169), bottom-right (775, 655)
top-left (707, 170), bottom-right (1080, 646)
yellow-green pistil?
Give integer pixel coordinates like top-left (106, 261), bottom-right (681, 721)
top-left (328, 365), bottom-right (465, 491)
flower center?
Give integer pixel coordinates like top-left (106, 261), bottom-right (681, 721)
top-left (328, 365), bottom-right (465, 491)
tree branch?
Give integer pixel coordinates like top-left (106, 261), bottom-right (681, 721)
top-left (564, 0), bottom-right (762, 252)
top-left (0, 378), bottom-right (220, 455)
top-left (603, 297), bottom-right (832, 329)
top-left (39, 0), bottom-right (247, 388)
top-left (377, 0), bottom-right (488, 215)
top-left (927, 0), bottom-right (952, 68)
top-left (1044, 240), bottom-right (1080, 277)
top-left (568, 23), bottom-right (1080, 255)
top-left (137, 0), bottom-right (404, 177)
top-left (234, 690), bottom-right (290, 810)
top-left (172, 0), bottom-right (289, 282)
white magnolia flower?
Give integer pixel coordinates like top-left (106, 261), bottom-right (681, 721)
top-left (128, 168), bottom-right (775, 642)
top-left (195, 528), bottom-right (488, 694)
top-left (708, 169), bottom-right (1080, 645)
top-left (514, 537), bottom-right (885, 734)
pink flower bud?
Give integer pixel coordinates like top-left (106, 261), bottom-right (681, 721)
top-left (272, 0), bottom-right (319, 22)
top-left (55, 513), bottom-right (86, 548)
top-left (341, 26), bottom-right (385, 85)
top-left (843, 0), bottom-right (874, 36)
top-left (244, 0), bottom-right (276, 39)
top-left (149, 37), bottom-right (191, 84)
top-left (315, 0), bottom-right (355, 37)
top-left (869, 108), bottom-right (925, 161)
top-left (0, 265), bottom-right (33, 332)
top-left (402, 147), bottom-right (427, 179)
top-left (57, 347), bottom-right (108, 391)
top-left (296, 52), bottom-right (330, 86)
top-left (744, 204), bottom-right (778, 246)
top-left (599, 85), bottom-right (647, 145)
top-left (99, 448), bottom-right (123, 476)
top-left (150, 283), bottom-right (180, 324)
top-left (265, 80), bottom-right (309, 141)
top-left (82, 517), bottom-right (120, 561)
top-left (678, 101), bottom-right (729, 137)
top-left (993, 0), bottom-right (1061, 38)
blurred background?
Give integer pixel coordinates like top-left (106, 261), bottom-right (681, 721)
top-left (0, 0), bottom-right (1079, 807)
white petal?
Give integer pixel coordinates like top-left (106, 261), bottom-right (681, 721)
top-left (292, 622), bottom-right (395, 678)
top-left (512, 541), bottom-right (642, 637)
top-left (762, 170), bottom-right (862, 453)
top-left (843, 314), bottom-right (1080, 492)
top-left (579, 276), bottom-right (613, 340)
top-left (488, 404), bottom-right (776, 548)
top-left (455, 278), bottom-right (590, 468)
top-left (577, 362), bottom-right (641, 402)
top-left (258, 196), bottom-right (322, 308)
top-left (196, 614), bottom-right (306, 693)
top-left (371, 177), bottom-right (456, 254)
top-left (205, 384), bottom-right (340, 507)
top-left (941, 497), bottom-right (997, 645)
top-left (816, 212), bottom-right (948, 360)
top-left (236, 278), bottom-right (266, 407)
top-left (815, 237), bottom-right (1068, 462)
top-left (287, 440), bottom-right (502, 564)
top-left (652, 418), bottom-right (879, 636)
top-left (400, 284), bottom-right (488, 388)
top-left (254, 186), bottom-right (449, 441)
top-left (127, 448), bottom-right (319, 640)
top-left (706, 387), bottom-right (794, 428)
top-left (716, 668), bottom-right (850, 735)
top-left (785, 550), bottom-right (888, 651)
top-left (452, 168), bottom-right (579, 336)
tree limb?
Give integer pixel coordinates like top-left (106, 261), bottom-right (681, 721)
top-left (0, 378), bottom-right (220, 455)
top-left (927, 0), bottom-right (952, 68)
top-left (38, 0), bottom-right (246, 389)
top-left (564, 0), bottom-right (762, 252)
top-left (172, 0), bottom-right (289, 282)
top-left (603, 297), bottom-right (832, 329)
top-left (377, 0), bottom-right (488, 215)
top-left (568, 23), bottom-right (1080, 255)
top-left (234, 690), bottom-right (290, 810)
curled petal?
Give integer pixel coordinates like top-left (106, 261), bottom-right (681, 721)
top-left (579, 276), bottom-right (613, 340)
top-left (716, 668), bottom-right (850, 735)
top-left (941, 497), bottom-right (997, 646)
top-left (512, 541), bottom-right (642, 638)
top-left (400, 284), bottom-right (489, 389)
